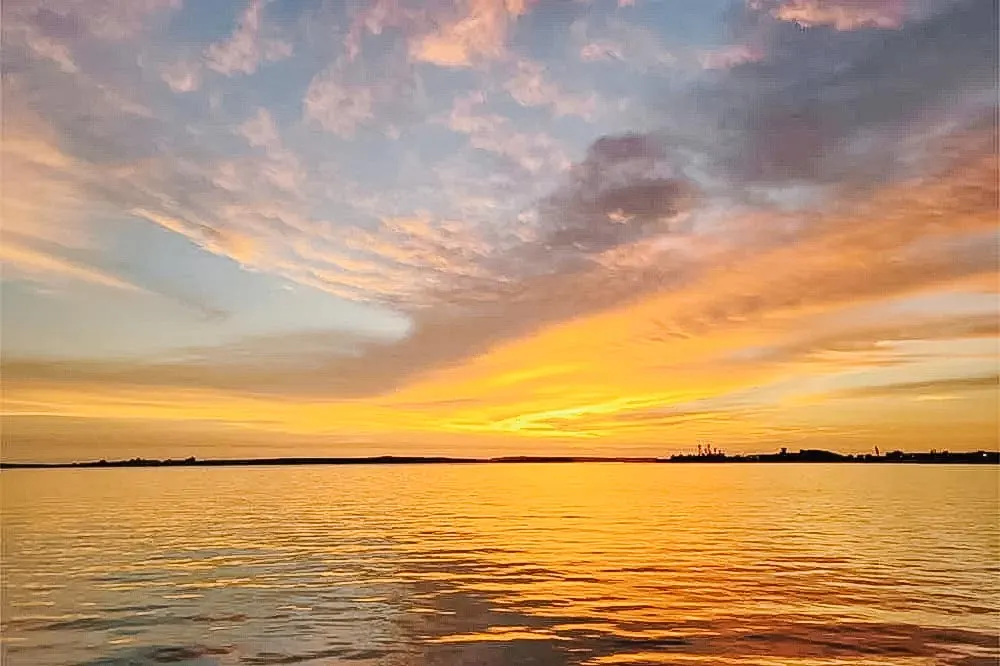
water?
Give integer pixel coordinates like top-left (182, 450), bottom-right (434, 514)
top-left (2, 464), bottom-right (997, 665)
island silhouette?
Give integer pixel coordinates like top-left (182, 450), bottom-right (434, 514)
top-left (1, 448), bottom-right (996, 469)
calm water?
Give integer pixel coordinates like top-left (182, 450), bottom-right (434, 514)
top-left (2, 464), bottom-right (998, 666)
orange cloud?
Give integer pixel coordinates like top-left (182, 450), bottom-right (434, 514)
top-left (0, 102), bottom-right (134, 293)
top-left (2, 128), bottom-right (89, 249)
top-left (1, 241), bottom-right (144, 292)
top-left (755, 0), bottom-right (906, 30)
top-left (410, 0), bottom-right (530, 67)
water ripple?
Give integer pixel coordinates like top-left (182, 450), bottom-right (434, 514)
top-left (2, 464), bottom-right (997, 665)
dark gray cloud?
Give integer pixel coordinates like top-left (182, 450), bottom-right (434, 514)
top-left (703, 0), bottom-right (997, 187)
top-left (469, 131), bottom-right (701, 286)
top-left (538, 133), bottom-right (699, 254)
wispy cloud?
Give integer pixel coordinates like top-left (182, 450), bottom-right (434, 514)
top-left (822, 375), bottom-right (999, 400)
top-left (204, 0), bottom-right (293, 76)
top-left (503, 59), bottom-right (598, 119)
top-left (572, 19), bottom-right (676, 69)
top-left (1, 241), bottom-right (144, 293)
top-left (5, 0), bottom-right (180, 44)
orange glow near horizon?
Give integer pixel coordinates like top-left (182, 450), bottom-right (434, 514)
top-left (1, 0), bottom-right (997, 461)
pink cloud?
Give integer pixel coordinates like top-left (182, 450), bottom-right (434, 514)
top-left (446, 92), bottom-right (571, 174)
top-left (239, 108), bottom-right (281, 149)
top-left (504, 59), bottom-right (598, 120)
top-left (161, 60), bottom-right (202, 92)
top-left (22, 29), bottom-right (79, 73)
top-left (303, 71), bottom-right (375, 137)
top-left (77, 0), bottom-right (181, 40)
top-left (698, 44), bottom-right (762, 70)
top-left (205, 0), bottom-right (293, 76)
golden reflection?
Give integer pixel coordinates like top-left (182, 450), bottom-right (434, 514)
top-left (3, 465), bottom-right (996, 664)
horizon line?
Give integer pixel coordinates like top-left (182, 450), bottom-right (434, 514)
top-left (2, 449), bottom-right (998, 469)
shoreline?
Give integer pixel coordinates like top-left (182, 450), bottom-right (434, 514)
top-left (2, 450), bottom-right (997, 469)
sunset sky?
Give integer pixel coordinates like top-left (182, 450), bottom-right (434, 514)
top-left (2, 0), bottom-right (997, 461)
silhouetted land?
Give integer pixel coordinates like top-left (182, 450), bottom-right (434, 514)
top-left (1, 449), bottom-right (996, 469)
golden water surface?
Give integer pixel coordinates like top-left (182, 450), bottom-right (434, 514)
top-left (2, 464), bottom-right (998, 665)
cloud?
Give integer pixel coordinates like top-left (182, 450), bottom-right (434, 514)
top-left (344, 0), bottom-right (532, 68)
top-left (7, 109), bottom-right (992, 405)
top-left (303, 70), bottom-right (375, 137)
top-left (3, 0), bottom-right (996, 455)
top-left (6, 46), bottom-right (450, 309)
top-left (0, 108), bottom-right (94, 251)
top-left (532, 133), bottom-right (699, 258)
top-left (753, 0), bottom-right (907, 30)
top-left (5, 0), bottom-right (180, 44)
top-left (343, 0), bottom-right (419, 61)
top-left (725, 306), bottom-right (999, 372)
top-left (579, 40), bottom-right (624, 63)
top-left (239, 108), bottom-right (282, 149)
top-left (396, 129), bottom-right (997, 412)
top-left (161, 60), bottom-right (202, 92)
top-left (701, 0), bottom-right (997, 187)
top-left (70, 0), bottom-right (181, 40)
top-left (1, 240), bottom-right (144, 293)
top-left (823, 375), bottom-right (999, 400)
top-left (18, 25), bottom-right (79, 73)
top-left (3, 0), bottom-right (180, 77)
top-left (343, 215), bottom-right (493, 281)
top-left (572, 19), bottom-right (676, 70)
top-left (698, 45), bottom-right (761, 70)
top-left (303, 31), bottom-right (429, 139)
top-left (0, 97), bottom-right (227, 316)
top-left (446, 92), bottom-right (572, 174)
top-left (205, 0), bottom-right (293, 76)
top-left (503, 59), bottom-right (598, 119)
top-left (130, 208), bottom-right (264, 267)
top-left (409, 0), bottom-right (529, 67)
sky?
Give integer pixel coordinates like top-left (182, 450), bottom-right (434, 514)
top-left (1, 0), bottom-right (997, 462)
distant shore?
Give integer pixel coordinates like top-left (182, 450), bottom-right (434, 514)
top-left (2, 449), bottom-right (997, 469)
